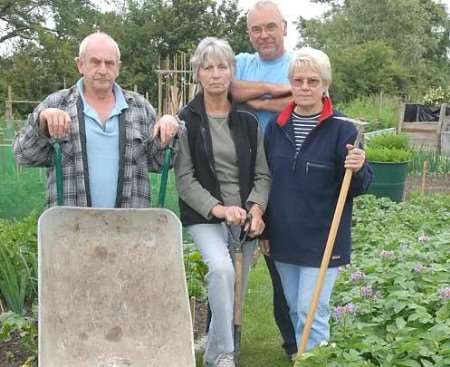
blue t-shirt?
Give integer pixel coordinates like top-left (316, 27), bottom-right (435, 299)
top-left (235, 51), bottom-right (292, 131)
top-left (76, 79), bottom-right (128, 208)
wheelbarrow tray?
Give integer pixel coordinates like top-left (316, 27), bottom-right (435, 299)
top-left (38, 207), bottom-right (195, 367)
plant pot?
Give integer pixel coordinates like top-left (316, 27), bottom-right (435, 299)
top-left (367, 161), bottom-right (410, 202)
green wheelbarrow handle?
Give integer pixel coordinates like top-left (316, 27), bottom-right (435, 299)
top-left (53, 141), bottom-right (64, 206)
top-left (158, 139), bottom-right (177, 208)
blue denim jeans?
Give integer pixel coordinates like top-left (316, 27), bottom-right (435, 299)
top-left (188, 223), bottom-right (256, 364)
top-left (274, 261), bottom-right (339, 351)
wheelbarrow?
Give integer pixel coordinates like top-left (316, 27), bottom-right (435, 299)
top-left (38, 142), bottom-right (194, 367)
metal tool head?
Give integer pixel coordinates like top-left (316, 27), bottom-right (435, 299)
top-left (334, 116), bottom-right (366, 147)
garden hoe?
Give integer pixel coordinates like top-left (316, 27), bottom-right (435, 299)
top-left (227, 214), bottom-right (252, 367)
top-left (294, 120), bottom-right (364, 366)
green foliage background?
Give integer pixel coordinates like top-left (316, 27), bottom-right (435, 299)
top-left (0, 0), bottom-right (252, 116)
top-left (297, 0), bottom-right (450, 103)
top-left (1, 0), bottom-right (449, 116)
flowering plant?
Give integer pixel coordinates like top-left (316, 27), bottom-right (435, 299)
top-left (423, 86), bottom-right (450, 106)
top-left (296, 194), bottom-right (450, 366)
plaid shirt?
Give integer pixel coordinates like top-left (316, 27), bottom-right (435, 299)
top-left (14, 84), bottom-right (167, 208)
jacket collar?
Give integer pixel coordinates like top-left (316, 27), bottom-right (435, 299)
top-left (276, 96), bottom-right (334, 127)
top-left (186, 92), bottom-right (237, 115)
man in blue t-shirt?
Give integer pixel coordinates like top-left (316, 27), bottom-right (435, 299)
top-left (232, 0), bottom-right (297, 360)
top-left (233, 0), bottom-right (292, 131)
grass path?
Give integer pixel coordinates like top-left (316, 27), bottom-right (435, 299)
top-left (196, 257), bottom-right (294, 367)
top-left (239, 257), bottom-right (294, 367)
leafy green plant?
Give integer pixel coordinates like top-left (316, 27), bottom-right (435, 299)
top-left (0, 215), bottom-right (38, 314)
top-left (423, 86), bottom-right (450, 106)
top-left (184, 242), bottom-right (207, 300)
top-left (409, 148), bottom-right (450, 174)
top-left (296, 194), bottom-right (450, 366)
top-left (366, 147), bottom-right (411, 162)
top-left (338, 95), bottom-right (400, 132)
top-left (366, 133), bottom-right (412, 162)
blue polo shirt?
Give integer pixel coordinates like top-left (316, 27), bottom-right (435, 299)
top-left (235, 51), bottom-right (292, 131)
top-left (76, 79), bottom-right (128, 208)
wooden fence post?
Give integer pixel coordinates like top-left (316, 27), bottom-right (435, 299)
top-left (6, 86), bottom-right (13, 120)
top-left (421, 160), bottom-right (429, 195)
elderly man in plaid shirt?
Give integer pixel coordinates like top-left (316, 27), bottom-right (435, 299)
top-left (14, 32), bottom-right (180, 208)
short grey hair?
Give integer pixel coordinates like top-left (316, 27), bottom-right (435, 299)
top-left (247, 0), bottom-right (286, 24)
top-left (191, 37), bottom-right (235, 85)
top-left (288, 47), bottom-right (332, 87)
top-left (78, 32), bottom-right (121, 60)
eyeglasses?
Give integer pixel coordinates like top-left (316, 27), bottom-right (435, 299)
top-left (291, 77), bottom-right (322, 88)
top-left (249, 22), bottom-right (281, 37)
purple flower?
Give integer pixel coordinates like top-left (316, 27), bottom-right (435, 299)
top-left (361, 285), bottom-right (373, 298)
top-left (412, 264), bottom-right (424, 273)
top-left (334, 303), bottom-right (358, 320)
top-left (334, 306), bottom-right (346, 320)
top-left (351, 271), bottom-right (366, 282)
top-left (381, 250), bottom-right (394, 259)
top-left (345, 302), bottom-right (358, 315)
top-left (439, 287), bottom-right (450, 301)
top-left (418, 234), bottom-right (430, 243)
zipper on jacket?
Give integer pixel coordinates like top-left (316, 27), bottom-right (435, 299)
top-left (279, 126), bottom-right (298, 172)
top-left (200, 126), bottom-right (217, 177)
top-left (292, 150), bottom-right (299, 171)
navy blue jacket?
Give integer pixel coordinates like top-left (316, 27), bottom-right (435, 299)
top-left (264, 98), bottom-right (373, 267)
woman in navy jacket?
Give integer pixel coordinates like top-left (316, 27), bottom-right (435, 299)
top-left (261, 47), bottom-right (372, 353)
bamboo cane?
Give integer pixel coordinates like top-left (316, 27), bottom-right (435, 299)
top-left (294, 126), bottom-right (363, 366)
top-left (421, 160), bottom-right (429, 195)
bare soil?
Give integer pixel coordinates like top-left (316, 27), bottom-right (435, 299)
top-left (405, 174), bottom-right (450, 198)
top-left (0, 332), bottom-right (30, 367)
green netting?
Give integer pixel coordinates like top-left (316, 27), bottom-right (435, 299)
top-left (0, 148), bottom-right (48, 219)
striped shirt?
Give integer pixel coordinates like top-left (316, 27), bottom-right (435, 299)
top-left (292, 111), bottom-right (319, 151)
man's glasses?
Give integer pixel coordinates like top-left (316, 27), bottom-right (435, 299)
top-left (291, 77), bottom-right (322, 88)
top-left (249, 22), bottom-right (281, 37)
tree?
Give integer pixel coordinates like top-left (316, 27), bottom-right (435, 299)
top-left (297, 0), bottom-right (450, 100)
top-left (117, 0), bottom-right (249, 100)
top-left (0, 0), bottom-right (49, 43)
top-left (1, 0), bottom-right (250, 114)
